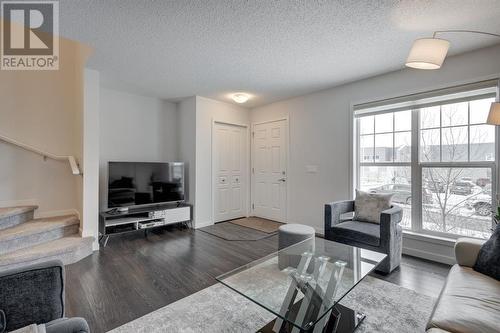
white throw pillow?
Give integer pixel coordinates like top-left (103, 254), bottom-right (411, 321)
top-left (354, 189), bottom-right (393, 224)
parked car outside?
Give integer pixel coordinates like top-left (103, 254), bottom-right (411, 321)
top-left (476, 178), bottom-right (491, 187)
top-left (450, 181), bottom-right (475, 196)
top-left (466, 184), bottom-right (492, 216)
top-left (369, 184), bottom-right (432, 204)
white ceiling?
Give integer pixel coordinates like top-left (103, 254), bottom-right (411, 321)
top-left (60, 0), bottom-right (500, 107)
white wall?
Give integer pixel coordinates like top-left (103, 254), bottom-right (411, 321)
top-left (83, 69), bottom-right (100, 250)
top-left (178, 97), bottom-right (197, 216)
top-left (99, 88), bottom-right (178, 210)
top-left (250, 44), bottom-right (500, 264)
top-left (194, 96), bottom-right (250, 228)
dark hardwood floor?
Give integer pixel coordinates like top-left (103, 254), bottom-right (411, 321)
top-left (65, 225), bottom-right (450, 333)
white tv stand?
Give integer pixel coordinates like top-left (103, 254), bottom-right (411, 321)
top-left (98, 203), bottom-right (191, 247)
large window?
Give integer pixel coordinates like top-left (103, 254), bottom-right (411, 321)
top-left (355, 83), bottom-right (498, 239)
top-left (358, 112), bottom-right (413, 229)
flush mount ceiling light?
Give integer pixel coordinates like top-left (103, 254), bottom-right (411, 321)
top-left (406, 30), bottom-right (500, 70)
top-left (232, 93), bottom-right (250, 104)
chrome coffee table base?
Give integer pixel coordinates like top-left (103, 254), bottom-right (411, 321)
top-left (257, 303), bottom-right (365, 333)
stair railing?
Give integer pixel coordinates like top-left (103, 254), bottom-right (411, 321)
top-left (0, 132), bottom-right (81, 175)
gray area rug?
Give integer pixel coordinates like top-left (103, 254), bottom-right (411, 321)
top-left (109, 275), bottom-right (435, 332)
top-left (199, 221), bottom-right (277, 241)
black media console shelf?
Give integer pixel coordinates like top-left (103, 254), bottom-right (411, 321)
top-left (99, 203), bottom-right (192, 246)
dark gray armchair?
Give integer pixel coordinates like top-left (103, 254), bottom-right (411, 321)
top-left (0, 260), bottom-right (89, 333)
top-left (324, 200), bottom-right (403, 274)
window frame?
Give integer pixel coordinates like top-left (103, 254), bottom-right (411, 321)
top-left (354, 88), bottom-right (499, 240)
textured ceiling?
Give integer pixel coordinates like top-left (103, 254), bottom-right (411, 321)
top-left (59, 0), bottom-right (500, 107)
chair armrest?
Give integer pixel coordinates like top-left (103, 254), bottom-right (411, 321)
top-left (46, 317), bottom-right (89, 333)
top-left (324, 200), bottom-right (354, 231)
top-left (380, 205), bottom-right (403, 224)
top-left (0, 309), bottom-right (5, 333)
top-left (380, 205), bottom-right (403, 243)
top-left (0, 260), bottom-right (65, 332)
top-left (455, 238), bottom-right (486, 267)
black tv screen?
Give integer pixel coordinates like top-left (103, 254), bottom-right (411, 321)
top-left (107, 162), bottom-right (185, 208)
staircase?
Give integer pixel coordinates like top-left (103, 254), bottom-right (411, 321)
top-left (0, 205), bottom-right (94, 271)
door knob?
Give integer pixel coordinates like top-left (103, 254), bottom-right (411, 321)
top-left (278, 178), bottom-right (286, 182)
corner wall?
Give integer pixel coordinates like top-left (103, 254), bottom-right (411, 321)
top-left (83, 69), bottom-right (100, 250)
top-left (194, 96), bottom-right (251, 228)
top-left (0, 37), bottom-right (90, 218)
top-left (98, 88), bottom-right (178, 210)
top-left (178, 97), bottom-right (197, 220)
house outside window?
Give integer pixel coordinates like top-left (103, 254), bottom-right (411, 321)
top-left (354, 81), bottom-right (499, 239)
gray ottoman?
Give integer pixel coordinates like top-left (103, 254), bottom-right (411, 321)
top-left (278, 224), bottom-right (315, 270)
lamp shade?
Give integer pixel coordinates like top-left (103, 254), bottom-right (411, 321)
top-left (486, 102), bottom-right (500, 125)
top-left (405, 38), bottom-right (450, 70)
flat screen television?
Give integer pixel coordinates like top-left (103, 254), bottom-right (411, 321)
top-left (107, 161), bottom-right (185, 209)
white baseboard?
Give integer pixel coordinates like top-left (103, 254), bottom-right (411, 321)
top-left (403, 246), bottom-right (456, 265)
top-left (79, 227), bottom-right (100, 251)
top-left (91, 241), bottom-right (100, 251)
top-left (0, 198), bottom-right (38, 208)
top-left (35, 208), bottom-right (81, 219)
top-left (0, 200), bottom-right (82, 222)
top-left (194, 220), bottom-right (213, 229)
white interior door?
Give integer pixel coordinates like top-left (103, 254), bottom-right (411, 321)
top-left (252, 119), bottom-right (287, 222)
top-left (213, 122), bottom-right (247, 223)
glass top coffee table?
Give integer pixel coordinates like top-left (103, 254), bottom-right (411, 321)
top-left (216, 237), bottom-right (386, 333)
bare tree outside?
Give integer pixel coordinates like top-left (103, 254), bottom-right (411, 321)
top-left (420, 102), bottom-right (493, 237)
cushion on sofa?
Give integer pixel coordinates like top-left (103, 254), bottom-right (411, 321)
top-left (331, 221), bottom-right (380, 247)
top-left (426, 264), bottom-right (500, 333)
top-left (473, 222), bottom-right (500, 280)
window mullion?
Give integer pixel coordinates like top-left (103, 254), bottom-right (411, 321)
top-left (439, 105), bottom-right (442, 162)
top-left (467, 101), bottom-right (471, 162)
top-left (393, 113), bottom-right (396, 162)
top-left (372, 117), bottom-right (376, 163)
top-left (356, 118), bottom-right (360, 197)
top-left (412, 109), bottom-right (422, 232)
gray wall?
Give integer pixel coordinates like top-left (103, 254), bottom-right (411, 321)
top-left (99, 88), bottom-right (178, 210)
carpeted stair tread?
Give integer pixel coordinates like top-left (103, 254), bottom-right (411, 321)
top-left (0, 236), bottom-right (94, 269)
top-left (0, 205), bottom-right (38, 230)
top-left (0, 215), bottom-right (79, 242)
top-left (0, 205), bottom-right (37, 219)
